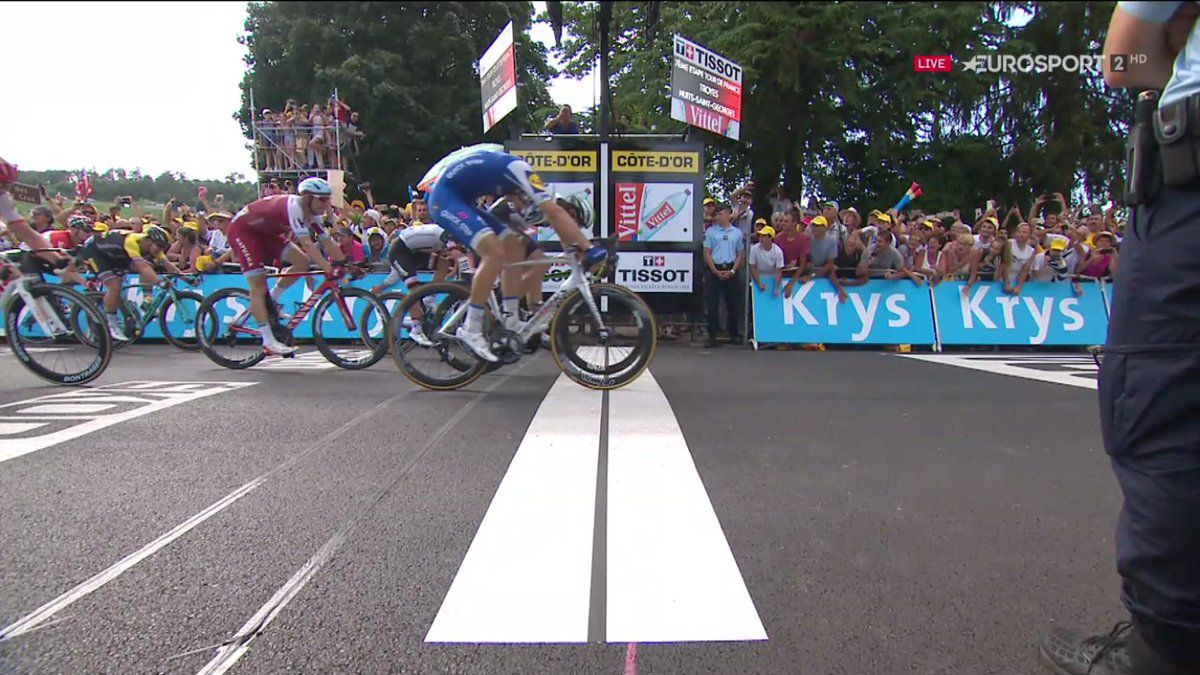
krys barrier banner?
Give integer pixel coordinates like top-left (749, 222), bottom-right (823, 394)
top-left (751, 278), bottom-right (936, 345)
top-left (932, 281), bottom-right (1108, 346)
top-left (8, 274), bottom-right (405, 342)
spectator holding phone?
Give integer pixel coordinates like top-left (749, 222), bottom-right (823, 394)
top-left (1079, 231), bottom-right (1119, 279)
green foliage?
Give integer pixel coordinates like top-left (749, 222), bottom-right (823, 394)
top-left (238, 1), bottom-right (557, 204)
top-left (16, 169), bottom-right (258, 211)
top-left (556, 1), bottom-right (1131, 216)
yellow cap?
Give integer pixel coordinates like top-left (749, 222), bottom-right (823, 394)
top-left (92, 223), bottom-right (110, 234)
top-left (1049, 238), bottom-right (1067, 251)
top-left (876, 213), bottom-right (893, 224)
top-left (754, 217), bottom-right (768, 227)
top-left (350, 200), bottom-right (366, 209)
top-left (195, 254), bottom-right (215, 272)
top-left (984, 216), bottom-right (999, 226)
top-left (181, 221), bottom-right (199, 231)
top-left (810, 215), bottom-right (829, 227)
top-left (758, 225), bottom-right (777, 238)
top-left (703, 197), bottom-right (716, 206)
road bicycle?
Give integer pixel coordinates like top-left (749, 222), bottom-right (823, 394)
top-left (0, 249), bottom-right (111, 385)
top-left (194, 264), bottom-right (389, 370)
top-left (78, 272), bottom-right (205, 351)
top-left (387, 237), bottom-right (657, 390)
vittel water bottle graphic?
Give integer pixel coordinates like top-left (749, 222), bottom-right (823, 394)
top-left (639, 188), bottom-right (691, 241)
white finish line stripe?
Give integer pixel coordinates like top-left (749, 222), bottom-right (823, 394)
top-left (426, 375), bottom-right (603, 643)
top-left (606, 372), bottom-right (767, 642)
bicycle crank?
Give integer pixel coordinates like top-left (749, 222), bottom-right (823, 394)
top-left (490, 329), bottom-right (524, 365)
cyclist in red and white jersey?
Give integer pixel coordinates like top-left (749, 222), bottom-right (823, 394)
top-left (226, 176), bottom-right (344, 355)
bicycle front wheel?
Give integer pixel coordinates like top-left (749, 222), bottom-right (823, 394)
top-left (312, 287), bottom-right (389, 370)
top-left (6, 283), bottom-right (111, 385)
top-left (549, 283), bottom-right (657, 390)
top-left (196, 287), bottom-right (266, 369)
top-left (159, 290), bottom-right (205, 350)
top-left (388, 281), bottom-right (487, 390)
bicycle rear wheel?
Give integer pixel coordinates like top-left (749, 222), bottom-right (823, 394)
top-left (6, 283), bottom-right (111, 385)
top-left (159, 290), bottom-right (204, 350)
top-left (196, 287), bottom-right (267, 369)
top-left (312, 287), bottom-right (389, 369)
top-left (388, 281), bottom-right (488, 390)
top-left (549, 283), bottom-right (656, 390)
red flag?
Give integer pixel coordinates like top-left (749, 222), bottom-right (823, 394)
top-left (76, 170), bottom-right (93, 200)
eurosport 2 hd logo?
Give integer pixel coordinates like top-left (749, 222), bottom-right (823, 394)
top-left (912, 53), bottom-right (1146, 75)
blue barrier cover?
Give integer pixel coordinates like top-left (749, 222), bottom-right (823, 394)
top-left (751, 278), bottom-right (936, 345)
top-left (931, 281), bottom-right (1108, 346)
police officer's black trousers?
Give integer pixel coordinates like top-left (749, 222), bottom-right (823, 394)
top-left (705, 267), bottom-right (741, 341)
top-left (1099, 187), bottom-right (1200, 672)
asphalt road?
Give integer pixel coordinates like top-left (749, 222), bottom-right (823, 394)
top-left (0, 342), bottom-right (1125, 674)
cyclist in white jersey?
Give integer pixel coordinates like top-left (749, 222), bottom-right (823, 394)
top-left (370, 223), bottom-right (470, 345)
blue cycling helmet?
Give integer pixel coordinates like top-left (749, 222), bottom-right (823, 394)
top-left (298, 177), bottom-right (332, 196)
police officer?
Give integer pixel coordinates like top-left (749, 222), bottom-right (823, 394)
top-left (702, 202), bottom-right (745, 348)
top-left (1038, 3), bottom-right (1200, 674)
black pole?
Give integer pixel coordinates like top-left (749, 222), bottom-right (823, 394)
top-left (598, 1), bottom-right (612, 141)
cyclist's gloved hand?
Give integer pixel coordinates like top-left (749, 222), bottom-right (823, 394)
top-left (583, 245), bottom-right (608, 269)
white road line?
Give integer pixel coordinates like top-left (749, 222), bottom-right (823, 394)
top-left (0, 381), bottom-right (256, 464)
top-left (426, 375), bottom-right (603, 643)
top-left (606, 371), bottom-right (768, 642)
top-left (899, 354), bottom-right (1098, 390)
top-left (0, 422), bottom-right (48, 435)
top-left (0, 385), bottom-right (413, 642)
top-left (198, 364), bottom-right (522, 674)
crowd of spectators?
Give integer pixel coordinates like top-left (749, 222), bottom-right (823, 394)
top-left (254, 96), bottom-right (362, 173)
top-left (701, 183), bottom-right (1125, 347)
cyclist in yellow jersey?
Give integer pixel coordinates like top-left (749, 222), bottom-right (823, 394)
top-left (76, 225), bottom-right (183, 340)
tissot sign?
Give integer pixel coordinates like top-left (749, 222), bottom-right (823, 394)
top-left (615, 252), bottom-right (694, 293)
top-left (670, 35), bottom-right (743, 141)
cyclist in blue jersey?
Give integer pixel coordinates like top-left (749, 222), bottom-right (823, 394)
top-left (419, 143), bottom-right (605, 362)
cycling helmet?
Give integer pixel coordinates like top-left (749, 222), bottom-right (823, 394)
top-left (68, 214), bottom-right (94, 229)
top-left (298, 177), bottom-right (332, 196)
top-left (144, 224), bottom-right (171, 248)
top-left (556, 192), bottom-right (594, 229)
top-left (0, 159), bottom-right (17, 184)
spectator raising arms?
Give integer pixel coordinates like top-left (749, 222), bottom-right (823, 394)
top-left (545, 105), bottom-right (580, 135)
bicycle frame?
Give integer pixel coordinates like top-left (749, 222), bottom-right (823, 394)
top-left (0, 269), bottom-right (72, 338)
top-left (432, 253), bottom-right (605, 342)
top-left (226, 271), bottom-right (357, 339)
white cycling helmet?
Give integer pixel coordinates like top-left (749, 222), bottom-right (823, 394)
top-left (298, 177), bottom-right (332, 196)
top-left (556, 192), bottom-right (593, 229)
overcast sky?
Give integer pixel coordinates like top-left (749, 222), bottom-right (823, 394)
top-left (3, 1), bottom-right (596, 182)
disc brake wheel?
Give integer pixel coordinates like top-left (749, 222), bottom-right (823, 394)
top-left (549, 283), bottom-right (657, 390)
top-left (388, 281), bottom-right (488, 390)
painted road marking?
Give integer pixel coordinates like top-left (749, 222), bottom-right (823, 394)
top-left (0, 381), bottom-right (256, 463)
top-left (427, 369), bottom-right (766, 644)
top-left (899, 354), bottom-right (1097, 390)
top-left (426, 375), bottom-right (603, 643)
top-left (19, 403), bottom-right (119, 415)
top-left (607, 371), bottom-right (767, 642)
top-left (253, 350), bottom-right (374, 371)
top-left (0, 422), bottom-right (49, 435)
top-left (0, 386), bottom-right (415, 642)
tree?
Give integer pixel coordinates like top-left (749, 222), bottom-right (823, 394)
top-left (237, 1), bottom-right (556, 204)
top-left (554, 1), bottom-right (1130, 219)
